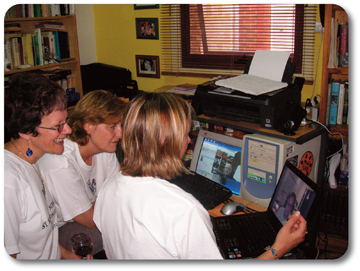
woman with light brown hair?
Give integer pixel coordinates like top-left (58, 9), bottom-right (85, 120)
top-left (38, 89), bottom-right (126, 259)
top-left (94, 92), bottom-right (307, 260)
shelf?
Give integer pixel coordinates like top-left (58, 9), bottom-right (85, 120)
top-left (327, 67), bottom-right (348, 75)
top-left (197, 114), bottom-right (326, 145)
top-left (5, 15), bottom-right (73, 23)
top-left (4, 59), bottom-right (78, 76)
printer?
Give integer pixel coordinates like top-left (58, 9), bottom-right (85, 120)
top-left (191, 61), bottom-right (305, 130)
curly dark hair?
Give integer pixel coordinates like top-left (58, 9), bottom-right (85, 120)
top-left (5, 73), bottom-right (68, 139)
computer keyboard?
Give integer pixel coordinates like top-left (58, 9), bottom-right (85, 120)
top-left (211, 212), bottom-right (279, 259)
top-left (168, 171), bottom-right (233, 210)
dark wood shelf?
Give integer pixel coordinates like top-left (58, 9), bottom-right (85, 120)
top-left (197, 114), bottom-right (326, 145)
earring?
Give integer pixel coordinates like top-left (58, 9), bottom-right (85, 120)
top-left (26, 141), bottom-right (33, 156)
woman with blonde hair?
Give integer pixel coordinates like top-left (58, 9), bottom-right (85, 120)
top-left (38, 89), bottom-right (126, 259)
top-left (94, 92), bottom-right (307, 259)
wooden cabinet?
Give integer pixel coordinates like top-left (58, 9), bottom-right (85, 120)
top-left (319, 4), bottom-right (348, 139)
top-left (4, 14), bottom-right (83, 102)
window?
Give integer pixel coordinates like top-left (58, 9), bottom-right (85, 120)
top-left (161, 4), bottom-right (316, 81)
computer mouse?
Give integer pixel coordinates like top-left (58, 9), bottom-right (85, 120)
top-left (220, 201), bottom-right (246, 215)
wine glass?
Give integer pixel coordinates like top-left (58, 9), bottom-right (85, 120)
top-left (71, 233), bottom-right (93, 258)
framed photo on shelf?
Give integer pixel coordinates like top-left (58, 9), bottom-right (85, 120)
top-left (134, 4), bottom-right (159, 10)
top-left (136, 55), bottom-right (160, 78)
top-left (135, 18), bottom-right (159, 40)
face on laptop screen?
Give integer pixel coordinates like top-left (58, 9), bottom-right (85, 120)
top-left (269, 163), bottom-right (318, 225)
top-left (195, 137), bottom-right (242, 195)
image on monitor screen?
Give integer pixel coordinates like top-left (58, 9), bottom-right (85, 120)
top-left (269, 164), bottom-right (318, 225)
top-left (195, 137), bottom-right (242, 195)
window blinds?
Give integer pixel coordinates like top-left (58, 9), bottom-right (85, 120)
top-left (160, 4), bottom-right (317, 81)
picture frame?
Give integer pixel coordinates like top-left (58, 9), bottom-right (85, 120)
top-left (136, 55), bottom-right (160, 78)
top-left (134, 4), bottom-right (159, 10)
top-left (135, 18), bottom-right (159, 40)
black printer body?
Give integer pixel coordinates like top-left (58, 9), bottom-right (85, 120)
top-left (192, 80), bottom-right (301, 129)
top-left (191, 62), bottom-right (304, 130)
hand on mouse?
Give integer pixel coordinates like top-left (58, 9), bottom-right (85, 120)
top-left (257, 211), bottom-right (307, 260)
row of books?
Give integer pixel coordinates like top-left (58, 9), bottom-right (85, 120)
top-left (4, 69), bottom-right (80, 106)
top-left (328, 18), bottom-right (348, 68)
top-left (192, 120), bottom-right (246, 139)
top-left (4, 26), bottom-right (70, 71)
top-left (326, 80), bottom-right (349, 126)
top-left (5, 4), bottom-right (75, 19)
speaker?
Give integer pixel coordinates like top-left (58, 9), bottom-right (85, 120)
top-left (275, 101), bottom-right (307, 136)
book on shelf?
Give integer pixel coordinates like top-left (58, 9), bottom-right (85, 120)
top-left (36, 21), bottom-right (66, 31)
top-left (329, 81), bottom-right (339, 125)
top-left (337, 82), bottom-right (345, 125)
top-left (325, 81), bottom-right (332, 126)
top-left (342, 86), bottom-right (349, 124)
top-left (338, 24), bottom-right (349, 67)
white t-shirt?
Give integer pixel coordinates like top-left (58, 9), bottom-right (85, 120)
top-left (38, 138), bottom-right (120, 225)
top-left (94, 172), bottom-right (223, 259)
top-left (4, 151), bottom-right (61, 259)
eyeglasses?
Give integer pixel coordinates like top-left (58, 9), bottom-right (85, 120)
top-left (38, 116), bottom-right (70, 133)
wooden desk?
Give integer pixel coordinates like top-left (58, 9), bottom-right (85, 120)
top-left (208, 195), bottom-right (267, 218)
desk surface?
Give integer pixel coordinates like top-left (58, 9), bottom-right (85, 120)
top-left (208, 195), bottom-right (267, 218)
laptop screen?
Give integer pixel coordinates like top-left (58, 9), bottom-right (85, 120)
top-left (269, 161), bottom-right (320, 225)
top-left (190, 130), bottom-right (243, 195)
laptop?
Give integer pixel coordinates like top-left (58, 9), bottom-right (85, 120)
top-left (211, 160), bottom-right (320, 259)
top-left (168, 130), bottom-right (243, 210)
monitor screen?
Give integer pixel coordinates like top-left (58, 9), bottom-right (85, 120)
top-left (269, 161), bottom-right (319, 225)
top-left (190, 130), bottom-right (243, 195)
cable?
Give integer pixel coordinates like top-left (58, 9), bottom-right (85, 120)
top-left (310, 119), bottom-right (344, 159)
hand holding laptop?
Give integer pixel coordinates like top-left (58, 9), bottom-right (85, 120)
top-left (258, 211), bottom-right (307, 260)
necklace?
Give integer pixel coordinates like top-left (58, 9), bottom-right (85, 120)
top-left (10, 140), bottom-right (46, 198)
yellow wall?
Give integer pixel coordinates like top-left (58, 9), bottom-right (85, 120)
top-left (93, 4), bottom-right (323, 102)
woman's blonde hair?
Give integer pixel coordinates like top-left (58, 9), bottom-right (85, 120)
top-left (121, 92), bottom-right (195, 180)
top-left (68, 90), bottom-right (127, 146)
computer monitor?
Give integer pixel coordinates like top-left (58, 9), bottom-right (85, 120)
top-left (190, 130), bottom-right (243, 195)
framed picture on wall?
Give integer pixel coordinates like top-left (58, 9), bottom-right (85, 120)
top-left (134, 4), bottom-right (159, 10)
top-left (136, 55), bottom-right (160, 78)
top-left (135, 18), bottom-right (159, 40)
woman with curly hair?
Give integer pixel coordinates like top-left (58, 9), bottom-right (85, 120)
top-left (4, 73), bottom-right (85, 259)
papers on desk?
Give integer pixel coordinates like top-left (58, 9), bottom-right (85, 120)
top-left (215, 50), bottom-right (290, 96)
top-left (167, 84), bottom-right (197, 95)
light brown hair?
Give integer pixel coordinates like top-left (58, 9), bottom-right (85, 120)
top-left (121, 92), bottom-right (195, 180)
top-left (68, 90), bottom-right (126, 146)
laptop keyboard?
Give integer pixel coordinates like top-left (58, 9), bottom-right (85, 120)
top-left (212, 213), bottom-right (279, 259)
top-left (168, 172), bottom-right (233, 210)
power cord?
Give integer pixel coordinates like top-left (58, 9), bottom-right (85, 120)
top-left (309, 119), bottom-right (344, 159)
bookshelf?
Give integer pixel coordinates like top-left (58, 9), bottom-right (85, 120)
top-left (319, 4), bottom-right (348, 139)
top-left (317, 5), bottom-right (348, 258)
top-left (4, 9), bottom-right (83, 105)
